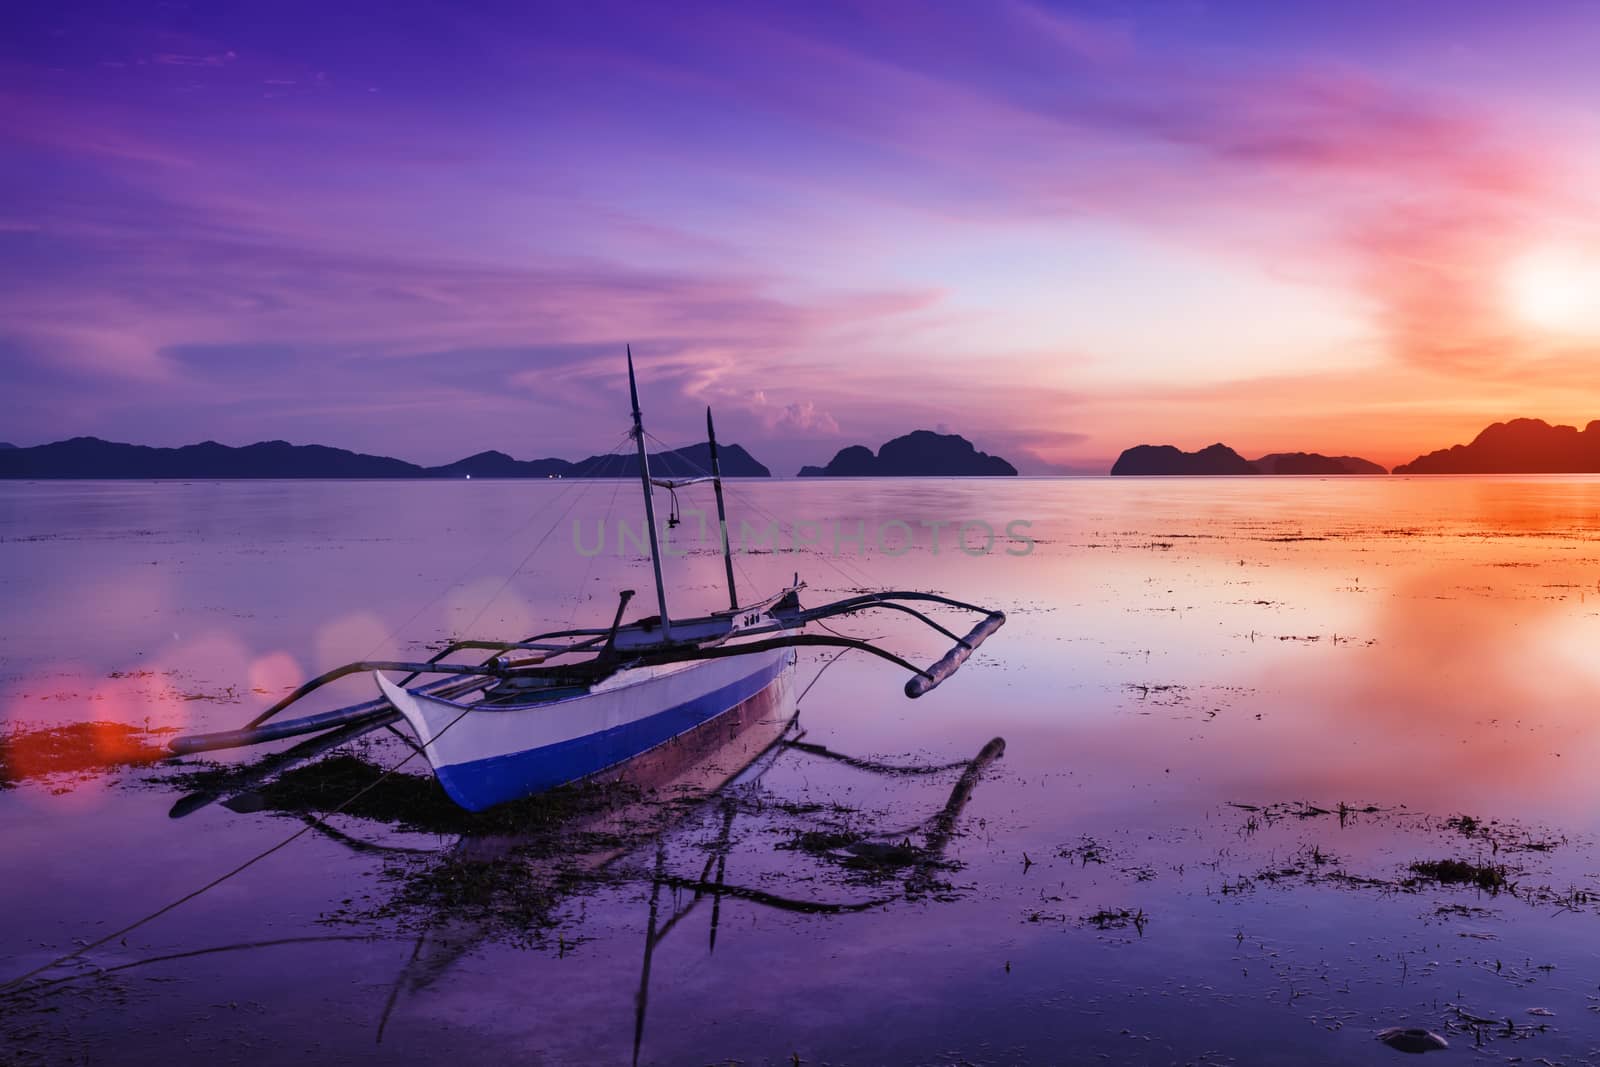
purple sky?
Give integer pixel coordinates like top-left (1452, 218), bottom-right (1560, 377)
top-left (5, 1), bottom-right (1600, 473)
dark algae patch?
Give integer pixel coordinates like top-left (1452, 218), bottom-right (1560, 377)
top-left (1406, 858), bottom-right (1509, 892)
top-left (778, 828), bottom-right (936, 877)
top-left (367, 850), bottom-right (577, 947)
top-left (1084, 907), bottom-right (1148, 933)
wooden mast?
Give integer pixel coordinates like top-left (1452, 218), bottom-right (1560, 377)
top-left (705, 406), bottom-right (739, 611)
top-left (627, 346), bottom-right (672, 638)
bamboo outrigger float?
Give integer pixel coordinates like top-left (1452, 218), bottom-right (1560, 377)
top-left (168, 349), bottom-right (1006, 811)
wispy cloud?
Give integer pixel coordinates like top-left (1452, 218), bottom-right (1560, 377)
top-left (151, 49), bottom-right (236, 68)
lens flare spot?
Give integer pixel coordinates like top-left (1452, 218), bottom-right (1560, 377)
top-left (315, 611), bottom-right (389, 667)
top-left (248, 652), bottom-right (304, 709)
top-left (443, 578), bottom-right (533, 642)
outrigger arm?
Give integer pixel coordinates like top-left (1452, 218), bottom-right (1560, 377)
top-left (167, 588), bottom-right (1003, 758)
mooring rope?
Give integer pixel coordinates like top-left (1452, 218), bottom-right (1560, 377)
top-left (0, 698), bottom-right (480, 998)
top-left (12, 935), bottom-right (387, 1000)
top-left (796, 646), bottom-right (851, 707)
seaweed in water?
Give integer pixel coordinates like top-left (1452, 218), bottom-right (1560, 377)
top-left (1083, 907), bottom-right (1148, 934)
top-left (1405, 858), bottom-right (1509, 892)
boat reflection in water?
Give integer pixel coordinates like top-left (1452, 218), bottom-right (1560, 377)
top-left (170, 670), bottom-right (1005, 1061)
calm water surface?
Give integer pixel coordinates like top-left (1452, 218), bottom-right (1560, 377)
top-left (3, 477), bottom-right (1600, 1065)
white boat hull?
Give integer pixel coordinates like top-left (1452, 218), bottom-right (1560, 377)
top-left (376, 645), bottom-right (796, 811)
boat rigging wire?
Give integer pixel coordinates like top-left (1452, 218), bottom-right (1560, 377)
top-left (637, 427), bottom-right (881, 597)
top-left (639, 426), bottom-right (884, 594)
top-left (627, 430), bottom-right (951, 686)
top-left (564, 449), bottom-right (629, 629)
top-left (352, 430), bottom-right (635, 667)
top-left (455, 433), bottom-right (633, 638)
top-left (634, 426), bottom-right (765, 602)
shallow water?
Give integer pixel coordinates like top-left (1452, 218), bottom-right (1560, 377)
top-left (3, 476), bottom-right (1600, 1065)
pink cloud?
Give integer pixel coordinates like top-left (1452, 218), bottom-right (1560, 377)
top-left (748, 393), bottom-right (840, 436)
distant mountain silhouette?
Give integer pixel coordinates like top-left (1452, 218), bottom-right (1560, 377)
top-left (0, 442), bottom-right (15, 450)
top-left (798, 431), bottom-right (1016, 476)
top-left (1111, 443), bottom-right (1258, 475)
top-left (1253, 452), bottom-right (1387, 475)
top-left (0, 437), bottom-right (426, 479)
top-left (428, 442), bottom-right (768, 478)
top-left (429, 450), bottom-right (589, 479)
top-left (566, 442), bottom-right (770, 479)
top-left (1394, 418), bottom-right (1600, 473)
top-left (0, 436), bottom-right (771, 479)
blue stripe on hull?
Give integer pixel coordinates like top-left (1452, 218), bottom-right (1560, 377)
top-left (434, 655), bottom-right (790, 812)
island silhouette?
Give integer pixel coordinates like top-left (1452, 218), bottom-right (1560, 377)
top-left (1253, 452), bottom-right (1387, 475)
top-left (1110, 417), bottom-right (1600, 475)
top-left (797, 430), bottom-right (1017, 476)
top-left (1111, 444), bottom-right (1386, 475)
top-left (15, 418), bottom-right (1600, 479)
top-left (1392, 418), bottom-right (1600, 473)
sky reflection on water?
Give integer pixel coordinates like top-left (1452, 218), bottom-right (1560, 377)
top-left (3, 477), bottom-right (1600, 1064)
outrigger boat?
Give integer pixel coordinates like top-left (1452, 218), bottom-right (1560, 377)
top-left (169, 349), bottom-right (1006, 811)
